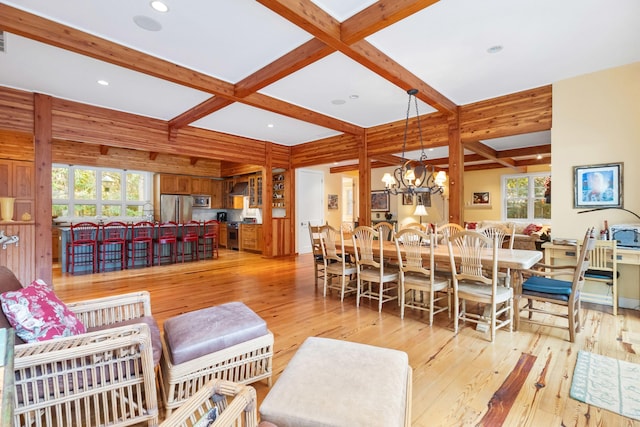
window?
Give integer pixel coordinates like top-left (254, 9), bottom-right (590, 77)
top-left (52, 165), bottom-right (152, 218)
top-left (502, 172), bottom-right (551, 221)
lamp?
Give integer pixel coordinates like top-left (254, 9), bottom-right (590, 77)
top-left (381, 89), bottom-right (446, 196)
top-left (413, 203), bottom-right (428, 225)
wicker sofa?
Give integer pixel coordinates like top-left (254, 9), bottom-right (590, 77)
top-left (0, 266), bottom-right (160, 427)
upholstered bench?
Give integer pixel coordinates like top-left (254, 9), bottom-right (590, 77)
top-left (160, 301), bottom-right (273, 415)
top-left (259, 337), bottom-right (412, 427)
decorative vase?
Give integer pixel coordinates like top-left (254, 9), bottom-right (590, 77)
top-left (0, 197), bottom-right (15, 221)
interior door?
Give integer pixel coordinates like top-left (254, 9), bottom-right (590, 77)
top-left (296, 169), bottom-right (324, 254)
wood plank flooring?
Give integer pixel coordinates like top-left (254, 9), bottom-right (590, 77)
top-left (52, 249), bottom-right (640, 426)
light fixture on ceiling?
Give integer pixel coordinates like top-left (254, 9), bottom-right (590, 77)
top-left (97, 79), bottom-right (109, 86)
top-left (487, 45), bottom-right (503, 54)
top-left (150, 1), bottom-right (169, 12)
top-left (381, 89), bottom-right (446, 196)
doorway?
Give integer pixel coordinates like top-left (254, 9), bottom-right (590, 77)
top-left (296, 168), bottom-right (324, 254)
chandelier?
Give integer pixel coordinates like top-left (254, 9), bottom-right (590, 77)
top-left (381, 89), bottom-right (446, 195)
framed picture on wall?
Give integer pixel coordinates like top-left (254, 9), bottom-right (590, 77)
top-left (416, 193), bottom-right (431, 207)
top-left (328, 194), bottom-right (338, 209)
top-left (371, 191), bottom-right (390, 212)
top-left (573, 162), bottom-right (623, 208)
top-left (472, 191), bottom-right (490, 206)
top-left (402, 194), bottom-right (413, 205)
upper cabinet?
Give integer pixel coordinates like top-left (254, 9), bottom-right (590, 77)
top-left (0, 159), bottom-right (34, 221)
top-left (223, 178), bottom-right (235, 209)
top-left (158, 174), bottom-right (191, 195)
top-left (210, 180), bottom-right (223, 209)
top-left (248, 173), bottom-right (262, 208)
top-left (191, 177), bottom-right (211, 195)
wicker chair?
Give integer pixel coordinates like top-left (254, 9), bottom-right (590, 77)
top-left (12, 291), bottom-right (159, 427)
top-left (160, 379), bottom-right (258, 427)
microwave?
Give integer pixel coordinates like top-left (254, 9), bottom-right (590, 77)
top-left (610, 224), bottom-right (640, 249)
top-left (193, 195), bottom-right (211, 208)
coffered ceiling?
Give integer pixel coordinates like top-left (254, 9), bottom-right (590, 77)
top-left (0, 0), bottom-right (639, 168)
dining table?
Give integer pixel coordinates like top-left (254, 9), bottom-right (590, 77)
top-left (341, 238), bottom-right (543, 331)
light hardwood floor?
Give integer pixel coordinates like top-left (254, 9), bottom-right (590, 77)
top-left (52, 249), bottom-right (640, 426)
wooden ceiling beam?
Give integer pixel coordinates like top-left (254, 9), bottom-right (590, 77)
top-left (464, 141), bottom-right (518, 169)
top-left (369, 153), bottom-right (404, 166)
top-left (99, 145), bottom-right (109, 155)
top-left (149, 152), bottom-right (159, 160)
top-left (341, 0), bottom-right (440, 44)
top-left (498, 144), bottom-right (551, 158)
top-left (257, 0), bottom-right (456, 114)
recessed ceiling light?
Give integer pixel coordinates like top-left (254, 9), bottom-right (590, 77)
top-left (133, 15), bottom-right (162, 31)
top-left (331, 99), bottom-right (346, 105)
top-left (150, 1), bottom-right (169, 12)
top-left (536, 154), bottom-right (542, 160)
top-left (487, 45), bottom-right (503, 54)
top-left (349, 94), bottom-right (359, 100)
top-left (97, 80), bottom-right (109, 86)
top-left (267, 124), bottom-right (274, 128)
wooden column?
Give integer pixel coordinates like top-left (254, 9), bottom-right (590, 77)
top-left (34, 93), bottom-right (53, 283)
top-left (263, 143), bottom-right (273, 257)
top-left (447, 108), bottom-right (463, 225)
top-left (358, 133), bottom-right (370, 227)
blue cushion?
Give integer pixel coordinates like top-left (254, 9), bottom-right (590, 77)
top-left (522, 276), bottom-right (572, 296)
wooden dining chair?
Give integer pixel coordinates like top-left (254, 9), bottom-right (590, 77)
top-left (319, 225), bottom-right (357, 302)
top-left (479, 224), bottom-right (515, 286)
top-left (395, 228), bottom-right (450, 325)
top-left (372, 222), bottom-right (395, 241)
top-left (517, 228), bottom-right (596, 342)
top-left (308, 224), bottom-right (326, 287)
top-left (67, 222), bottom-right (100, 274)
top-left (447, 230), bottom-right (512, 342)
top-left (99, 221), bottom-right (128, 272)
top-left (402, 222), bottom-right (427, 232)
top-left (352, 226), bottom-right (399, 312)
top-left (156, 221), bottom-right (179, 265)
top-left (179, 220), bottom-right (201, 262)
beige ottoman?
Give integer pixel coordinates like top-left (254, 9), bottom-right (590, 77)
top-left (259, 337), bottom-right (412, 427)
top-left (160, 302), bottom-right (273, 415)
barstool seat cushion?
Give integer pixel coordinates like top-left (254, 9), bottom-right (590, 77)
top-left (164, 301), bottom-right (268, 365)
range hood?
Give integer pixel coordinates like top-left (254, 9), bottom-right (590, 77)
top-left (229, 182), bottom-right (248, 196)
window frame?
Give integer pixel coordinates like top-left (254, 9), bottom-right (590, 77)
top-left (52, 164), bottom-right (152, 219)
top-left (501, 172), bottom-right (551, 222)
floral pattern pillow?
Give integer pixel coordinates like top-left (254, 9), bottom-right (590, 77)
top-left (0, 279), bottom-right (86, 343)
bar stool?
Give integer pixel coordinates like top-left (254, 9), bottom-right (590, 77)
top-left (180, 221), bottom-right (201, 262)
top-left (66, 222), bottom-right (99, 274)
top-left (129, 221), bottom-right (154, 269)
top-left (156, 221), bottom-right (179, 265)
top-left (200, 220), bottom-right (220, 259)
top-left (99, 221), bottom-right (128, 272)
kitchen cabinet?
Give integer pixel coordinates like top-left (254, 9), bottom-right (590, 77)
top-left (218, 222), bottom-right (227, 247)
top-left (191, 177), bottom-right (211, 195)
top-left (223, 178), bottom-right (235, 209)
top-left (248, 173), bottom-right (262, 208)
top-left (270, 217), bottom-right (292, 256)
top-left (0, 159), bottom-right (34, 220)
top-left (158, 174), bottom-right (191, 195)
top-left (210, 180), bottom-right (223, 209)
top-left (240, 224), bottom-right (262, 253)
top-left (52, 227), bottom-right (60, 262)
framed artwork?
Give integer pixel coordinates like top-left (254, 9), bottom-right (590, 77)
top-left (328, 194), bottom-right (338, 209)
top-left (573, 163), bottom-right (623, 208)
top-left (371, 191), bottom-right (390, 212)
top-left (472, 191), bottom-right (490, 206)
top-left (417, 193), bottom-right (431, 207)
top-left (402, 194), bottom-right (413, 205)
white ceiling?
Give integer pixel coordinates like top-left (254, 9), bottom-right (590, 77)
top-left (1, 0), bottom-right (639, 153)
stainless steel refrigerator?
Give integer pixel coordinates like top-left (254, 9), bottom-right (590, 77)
top-left (160, 194), bottom-right (193, 223)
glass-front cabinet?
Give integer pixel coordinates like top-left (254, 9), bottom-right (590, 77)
top-left (248, 173), bottom-right (262, 208)
top-left (272, 171), bottom-right (286, 209)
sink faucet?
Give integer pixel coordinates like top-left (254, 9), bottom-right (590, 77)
top-left (0, 230), bottom-right (19, 249)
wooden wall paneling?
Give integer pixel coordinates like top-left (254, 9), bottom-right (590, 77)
top-left (459, 85), bottom-right (552, 143)
top-left (0, 223), bottom-right (35, 286)
top-left (263, 145), bottom-right (273, 257)
top-left (357, 134), bottom-right (370, 227)
top-left (53, 140), bottom-right (222, 177)
top-left (0, 130), bottom-right (35, 161)
top-left (290, 134), bottom-right (360, 168)
top-left (0, 87), bottom-right (34, 133)
top-left (179, 128), bottom-right (268, 164)
top-left (220, 163), bottom-right (263, 177)
top-left (52, 98), bottom-right (169, 152)
top-left (271, 144), bottom-right (291, 169)
top-left (271, 217), bottom-right (292, 257)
